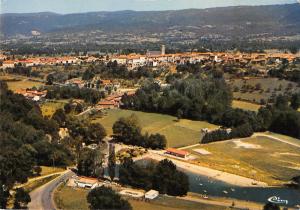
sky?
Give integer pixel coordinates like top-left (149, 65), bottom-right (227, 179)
top-left (0, 0), bottom-right (298, 14)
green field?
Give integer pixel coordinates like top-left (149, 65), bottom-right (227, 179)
top-left (231, 78), bottom-right (300, 103)
top-left (186, 135), bottom-right (300, 185)
top-left (54, 185), bottom-right (227, 210)
top-left (93, 109), bottom-right (219, 148)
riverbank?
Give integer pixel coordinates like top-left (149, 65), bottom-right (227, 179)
top-left (146, 151), bottom-right (268, 187)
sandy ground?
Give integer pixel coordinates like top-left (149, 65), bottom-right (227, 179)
top-left (193, 148), bottom-right (212, 155)
top-left (233, 140), bottom-right (262, 149)
top-left (147, 151), bottom-right (268, 187)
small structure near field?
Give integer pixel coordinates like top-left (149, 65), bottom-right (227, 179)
top-left (119, 189), bottom-right (144, 198)
top-left (145, 190), bottom-right (159, 200)
top-left (166, 148), bottom-right (190, 159)
top-left (74, 176), bottom-right (100, 189)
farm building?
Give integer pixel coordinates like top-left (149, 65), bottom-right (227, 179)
top-left (74, 176), bottom-right (99, 189)
top-left (166, 148), bottom-right (190, 159)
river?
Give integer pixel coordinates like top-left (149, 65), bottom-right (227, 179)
top-left (135, 158), bottom-right (300, 207)
top-left (183, 168), bottom-right (300, 207)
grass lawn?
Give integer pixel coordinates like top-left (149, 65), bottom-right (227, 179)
top-left (93, 109), bottom-right (219, 148)
top-left (40, 100), bottom-right (69, 117)
top-left (186, 136), bottom-right (300, 185)
top-left (54, 185), bottom-right (227, 210)
top-left (232, 100), bottom-right (261, 112)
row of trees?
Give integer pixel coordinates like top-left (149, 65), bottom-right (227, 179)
top-left (0, 81), bottom-right (74, 208)
top-left (112, 114), bottom-right (166, 149)
top-left (119, 158), bottom-right (189, 196)
top-left (204, 93), bottom-right (300, 142)
top-left (45, 86), bottom-right (105, 104)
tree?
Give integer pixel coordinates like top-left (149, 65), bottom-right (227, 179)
top-left (77, 148), bottom-right (103, 177)
top-left (152, 159), bottom-right (189, 196)
top-left (87, 186), bottom-right (132, 210)
top-left (46, 74), bottom-right (54, 85)
top-left (290, 92), bottom-right (300, 110)
top-left (87, 123), bottom-right (106, 144)
top-left (147, 134), bottom-right (166, 149)
top-left (108, 143), bottom-right (116, 181)
top-left (82, 69), bottom-right (95, 81)
top-left (263, 202), bottom-right (280, 210)
top-left (64, 103), bottom-right (72, 114)
top-left (274, 95), bottom-right (289, 110)
top-left (13, 188), bottom-right (31, 209)
top-left (176, 109), bottom-right (183, 121)
top-left (112, 114), bottom-right (142, 145)
top-left (52, 108), bottom-right (66, 127)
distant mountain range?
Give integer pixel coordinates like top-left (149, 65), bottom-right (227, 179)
top-left (1, 3), bottom-right (300, 39)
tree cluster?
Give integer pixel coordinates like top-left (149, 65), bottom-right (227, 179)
top-left (112, 114), bottom-right (166, 149)
top-left (119, 158), bottom-right (189, 196)
top-left (121, 77), bottom-right (232, 122)
top-left (0, 81), bottom-right (73, 208)
top-left (45, 85), bottom-right (105, 104)
top-left (87, 186), bottom-right (132, 210)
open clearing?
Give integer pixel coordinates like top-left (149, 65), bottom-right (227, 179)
top-left (232, 100), bottom-right (261, 112)
top-left (231, 78), bottom-right (300, 103)
top-left (93, 109), bottom-right (219, 148)
top-left (0, 75), bottom-right (43, 91)
top-left (54, 185), bottom-right (228, 210)
top-left (6, 80), bottom-right (43, 91)
top-left (40, 100), bottom-right (68, 117)
top-left (186, 135), bottom-right (300, 185)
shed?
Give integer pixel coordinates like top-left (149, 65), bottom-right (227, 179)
top-left (145, 190), bottom-right (159, 200)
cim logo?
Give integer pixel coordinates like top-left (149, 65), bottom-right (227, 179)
top-left (268, 196), bottom-right (288, 205)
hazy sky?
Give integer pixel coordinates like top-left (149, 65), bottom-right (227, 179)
top-left (0, 0), bottom-right (298, 14)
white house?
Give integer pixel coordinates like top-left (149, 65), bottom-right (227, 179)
top-left (1, 61), bottom-right (15, 69)
top-left (145, 190), bottom-right (159, 200)
top-left (74, 177), bottom-right (99, 189)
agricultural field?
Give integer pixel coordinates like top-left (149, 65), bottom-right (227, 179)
top-left (0, 75), bottom-right (43, 91)
top-left (186, 135), bottom-right (300, 185)
top-left (40, 100), bottom-right (69, 117)
top-left (232, 100), bottom-right (261, 112)
top-left (230, 78), bottom-right (300, 103)
top-left (93, 109), bottom-right (219, 148)
top-left (54, 185), bottom-right (227, 210)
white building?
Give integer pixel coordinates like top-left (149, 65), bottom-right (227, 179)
top-left (145, 190), bottom-right (159, 200)
top-left (74, 177), bottom-right (99, 189)
top-left (1, 61), bottom-right (15, 69)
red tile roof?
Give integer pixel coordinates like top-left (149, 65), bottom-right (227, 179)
top-left (166, 148), bottom-right (189, 156)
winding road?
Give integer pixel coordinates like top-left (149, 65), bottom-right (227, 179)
top-left (28, 170), bottom-right (74, 210)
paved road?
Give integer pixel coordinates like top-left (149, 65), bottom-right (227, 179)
top-left (28, 170), bottom-right (74, 210)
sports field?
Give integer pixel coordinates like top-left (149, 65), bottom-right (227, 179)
top-left (93, 109), bottom-right (219, 148)
top-left (186, 135), bottom-right (300, 185)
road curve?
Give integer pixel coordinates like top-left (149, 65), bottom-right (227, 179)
top-left (28, 170), bottom-right (74, 210)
